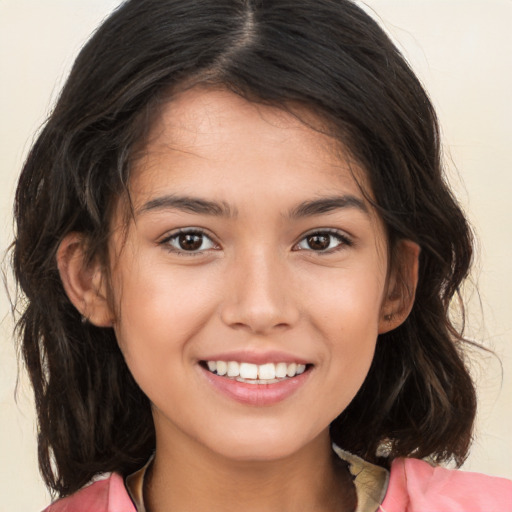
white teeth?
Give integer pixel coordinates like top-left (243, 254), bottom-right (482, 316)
top-left (239, 362), bottom-right (258, 379)
top-left (275, 362), bottom-right (288, 378)
top-left (258, 363), bottom-right (276, 380)
top-left (236, 377), bottom-right (280, 384)
top-left (205, 360), bottom-right (308, 380)
top-left (227, 361), bottom-right (239, 377)
top-left (216, 360), bottom-right (227, 376)
top-left (286, 363), bottom-right (297, 377)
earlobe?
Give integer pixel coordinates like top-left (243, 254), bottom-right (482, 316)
top-left (57, 233), bottom-right (114, 327)
top-left (378, 239), bottom-right (420, 334)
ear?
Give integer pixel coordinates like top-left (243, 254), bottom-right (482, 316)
top-left (378, 239), bottom-right (420, 334)
top-left (57, 233), bottom-right (114, 327)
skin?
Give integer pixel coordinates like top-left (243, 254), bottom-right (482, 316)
top-left (58, 87), bottom-right (418, 512)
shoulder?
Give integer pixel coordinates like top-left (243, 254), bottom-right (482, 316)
top-left (43, 473), bottom-right (136, 512)
top-left (381, 457), bottom-right (512, 512)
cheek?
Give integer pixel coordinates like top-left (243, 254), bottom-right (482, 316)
top-left (299, 262), bottom-right (385, 401)
top-left (111, 256), bottom-right (222, 371)
top-left (302, 261), bottom-right (386, 332)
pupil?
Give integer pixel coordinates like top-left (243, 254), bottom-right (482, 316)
top-left (308, 234), bottom-right (330, 250)
top-left (179, 233), bottom-right (203, 251)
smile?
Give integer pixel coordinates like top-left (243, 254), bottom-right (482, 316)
top-left (198, 349), bottom-right (314, 406)
top-left (203, 360), bottom-right (308, 384)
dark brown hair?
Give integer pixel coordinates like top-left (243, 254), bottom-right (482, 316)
top-left (13, 0), bottom-right (476, 498)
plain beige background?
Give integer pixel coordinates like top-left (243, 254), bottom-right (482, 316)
top-left (1, 1), bottom-right (511, 510)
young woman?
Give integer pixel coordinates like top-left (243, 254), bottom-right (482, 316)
top-left (12, 1), bottom-right (512, 511)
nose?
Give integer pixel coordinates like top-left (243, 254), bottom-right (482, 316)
top-left (219, 248), bottom-right (300, 335)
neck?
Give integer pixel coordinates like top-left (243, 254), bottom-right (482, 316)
top-left (145, 431), bottom-right (356, 512)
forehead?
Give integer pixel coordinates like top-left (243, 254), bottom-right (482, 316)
top-left (129, 87), bottom-right (372, 210)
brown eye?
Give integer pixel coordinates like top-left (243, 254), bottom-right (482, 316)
top-left (162, 229), bottom-right (217, 254)
top-left (178, 233), bottom-right (204, 251)
top-left (295, 230), bottom-right (351, 252)
top-left (306, 234), bottom-right (330, 250)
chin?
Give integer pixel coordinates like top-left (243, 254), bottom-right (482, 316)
top-left (204, 424), bottom-right (325, 463)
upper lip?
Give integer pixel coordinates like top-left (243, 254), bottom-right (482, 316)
top-left (200, 350), bottom-right (311, 366)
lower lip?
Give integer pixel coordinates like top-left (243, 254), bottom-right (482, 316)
top-left (200, 366), bottom-right (311, 406)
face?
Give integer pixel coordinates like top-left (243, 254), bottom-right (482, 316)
top-left (105, 87), bottom-right (397, 462)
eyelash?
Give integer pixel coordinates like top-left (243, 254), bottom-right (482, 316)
top-left (294, 229), bottom-right (353, 253)
top-left (159, 228), bottom-right (219, 256)
top-left (159, 228), bottom-right (353, 255)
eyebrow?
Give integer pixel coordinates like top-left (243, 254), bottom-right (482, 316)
top-left (288, 195), bottom-right (368, 218)
top-left (137, 194), bottom-right (368, 219)
top-left (137, 195), bottom-right (237, 217)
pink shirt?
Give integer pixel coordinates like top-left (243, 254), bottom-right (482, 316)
top-left (44, 457), bottom-right (512, 512)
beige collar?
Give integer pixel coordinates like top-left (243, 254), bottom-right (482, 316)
top-left (332, 445), bottom-right (389, 512)
top-left (126, 445), bottom-right (389, 512)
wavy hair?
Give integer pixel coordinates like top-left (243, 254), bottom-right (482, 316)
top-left (13, 0), bottom-right (476, 497)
